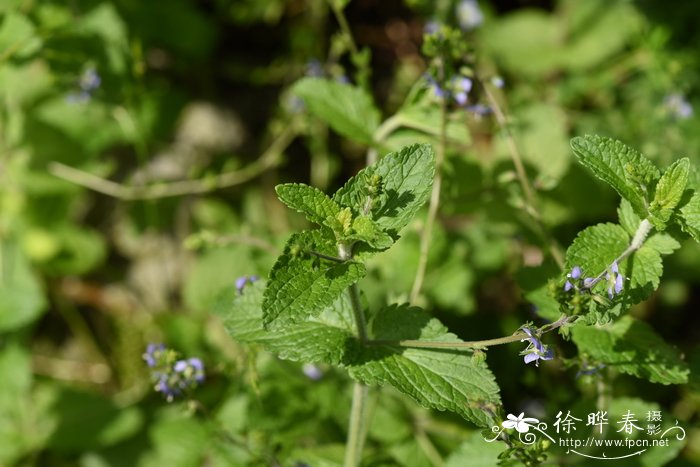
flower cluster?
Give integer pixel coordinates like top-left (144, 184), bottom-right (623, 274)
top-left (520, 327), bottom-right (554, 366)
top-left (143, 343), bottom-right (205, 402)
top-left (564, 263), bottom-right (625, 300)
top-left (605, 262), bottom-right (624, 299)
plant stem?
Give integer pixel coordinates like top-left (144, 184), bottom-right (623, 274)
top-left (410, 83), bottom-right (447, 303)
top-left (344, 381), bottom-right (369, 467)
top-left (348, 283), bottom-right (368, 342)
top-left (328, 0), bottom-right (359, 56)
top-left (367, 314), bottom-right (574, 350)
top-left (583, 219), bottom-right (652, 289)
top-left (338, 242), bottom-right (368, 341)
top-left (49, 123), bottom-right (298, 200)
top-left (481, 81), bottom-right (565, 270)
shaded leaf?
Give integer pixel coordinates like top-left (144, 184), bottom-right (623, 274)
top-left (572, 316), bottom-right (689, 385)
top-left (570, 135), bottom-right (659, 218)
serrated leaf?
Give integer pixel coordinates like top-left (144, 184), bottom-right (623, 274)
top-left (275, 183), bottom-right (341, 226)
top-left (570, 135), bottom-right (659, 217)
top-left (649, 158), bottom-right (690, 229)
top-left (566, 224), bottom-right (679, 322)
top-left (217, 282), bottom-right (356, 364)
top-left (678, 189), bottom-right (700, 242)
top-left (292, 77), bottom-right (380, 145)
top-left (617, 198), bottom-right (641, 237)
top-left (572, 316), bottom-right (689, 384)
top-left (565, 223), bottom-right (629, 291)
top-left (347, 215), bottom-right (394, 249)
top-left (263, 229), bottom-right (366, 329)
top-left (333, 144), bottom-right (435, 235)
top-left (346, 304), bottom-right (501, 427)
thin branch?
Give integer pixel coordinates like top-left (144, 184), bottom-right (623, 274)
top-left (367, 314), bottom-right (576, 351)
top-left (410, 81), bottom-right (447, 303)
top-left (481, 81), bottom-right (566, 270)
top-left (343, 382), bottom-right (369, 467)
top-left (49, 124), bottom-right (298, 200)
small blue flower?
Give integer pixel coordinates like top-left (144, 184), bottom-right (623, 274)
top-left (456, 0), bottom-right (484, 31)
top-left (67, 67), bottom-right (101, 104)
top-left (564, 266), bottom-right (582, 292)
top-left (454, 77), bottom-right (473, 106)
top-left (491, 76), bottom-right (504, 88)
top-left (663, 93), bottom-right (693, 120)
top-left (235, 275), bottom-right (259, 293)
top-left (174, 357), bottom-right (206, 383)
top-left (143, 343), bottom-right (165, 367)
top-left (605, 262), bottom-right (624, 299)
top-left (424, 20), bottom-right (440, 35)
top-left (425, 75), bottom-right (446, 99)
top-left (302, 363), bottom-right (323, 381)
top-left (521, 328), bottom-right (554, 367)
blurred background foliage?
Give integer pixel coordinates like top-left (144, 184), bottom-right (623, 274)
top-left (1, 0), bottom-right (699, 465)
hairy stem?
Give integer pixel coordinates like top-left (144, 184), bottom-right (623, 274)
top-left (583, 219), bottom-right (652, 289)
top-left (367, 314), bottom-right (574, 350)
top-left (410, 83), bottom-right (447, 303)
top-left (339, 243), bottom-right (368, 341)
top-left (344, 382), bottom-right (369, 467)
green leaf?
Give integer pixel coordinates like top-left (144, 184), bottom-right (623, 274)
top-left (678, 189), bottom-right (700, 242)
top-left (572, 316), bottom-right (689, 385)
top-left (47, 388), bottom-right (143, 451)
top-left (346, 304), bottom-right (501, 427)
top-left (649, 158), bottom-right (690, 229)
top-left (333, 144), bottom-right (435, 235)
top-left (292, 77), bottom-right (380, 145)
top-left (0, 12), bottom-right (42, 60)
top-left (566, 224), bottom-right (679, 322)
top-left (570, 135), bottom-right (660, 217)
top-left (0, 240), bottom-right (47, 331)
top-left (218, 281), bottom-right (356, 365)
top-left (347, 215), bottom-right (394, 249)
top-left (565, 222), bottom-right (629, 294)
top-left (275, 183), bottom-right (341, 226)
top-left (445, 432), bottom-right (504, 467)
top-left (617, 198), bottom-right (640, 236)
top-left (263, 229), bottom-right (366, 329)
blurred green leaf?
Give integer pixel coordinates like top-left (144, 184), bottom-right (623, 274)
top-left (0, 240), bottom-right (47, 331)
top-left (292, 77), bottom-right (380, 145)
top-left (445, 431), bottom-right (503, 467)
top-left (142, 414), bottom-right (208, 467)
top-left (47, 388), bottom-right (143, 451)
top-left (0, 11), bottom-right (41, 60)
top-left (572, 316), bottom-right (689, 385)
top-left (480, 10), bottom-right (559, 78)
